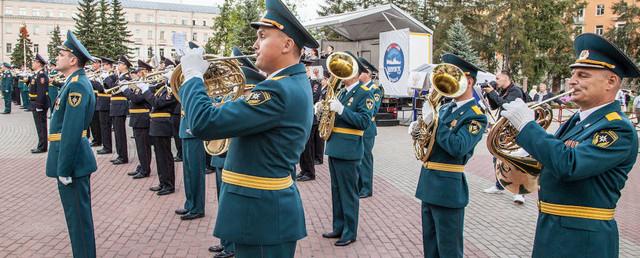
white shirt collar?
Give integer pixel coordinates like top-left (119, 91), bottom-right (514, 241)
top-left (267, 64), bottom-right (294, 80)
top-left (578, 101), bottom-right (613, 122)
top-left (345, 81), bottom-right (360, 93)
top-left (452, 98), bottom-right (475, 112)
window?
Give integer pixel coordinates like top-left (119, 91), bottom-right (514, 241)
top-left (192, 20), bottom-right (196, 26)
top-left (577, 8), bottom-right (584, 18)
top-left (147, 30), bottom-right (153, 39)
top-left (147, 47), bottom-right (153, 58)
top-left (147, 15), bottom-right (154, 23)
top-left (34, 44), bottom-right (39, 53)
top-left (33, 25), bottom-right (40, 35)
top-left (616, 22), bottom-right (626, 30)
top-left (182, 19), bottom-right (187, 25)
top-left (192, 32), bottom-right (197, 41)
top-left (575, 25), bottom-right (583, 34)
top-left (595, 25), bottom-right (604, 35)
top-left (46, 10), bottom-right (53, 17)
top-left (6, 43), bottom-right (12, 53)
top-left (596, 4), bottom-right (605, 16)
top-left (4, 23), bottom-right (12, 33)
top-left (160, 31), bottom-right (165, 40)
top-left (5, 7), bottom-right (12, 15)
top-left (19, 8), bottom-right (26, 15)
top-left (159, 17), bottom-right (166, 24)
top-left (32, 9), bottom-right (40, 16)
top-left (159, 48), bottom-right (165, 57)
top-left (135, 47), bottom-right (141, 57)
top-left (202, 20), bottom-right (207, 26)
top-left (203, 33), bottom-right (209, 42)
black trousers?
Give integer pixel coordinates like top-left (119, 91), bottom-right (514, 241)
top-left (99, 111), bottom-right (112, 152)
top-left (32, 109), bottom-right (47, 151)
top-left (171, 115), bottom-right (182, 158)
top-left (299, 129), bottom-right (315, 178)
top-left (112, 116), bottom-right (128, 161)
top-left (89, 111), bottom-right (101, 145)
top-left (312, 124), bottom-right (324, 162)
top-left (153, 136), bottom-right (175, 189)
top-left (133, 128), bottom-right (152, 175)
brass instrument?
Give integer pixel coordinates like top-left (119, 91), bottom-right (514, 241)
top-left (104, 70), bottom-right (170, 94)
top-left (487, 90), bottom-right (574, 194)
top-left (49, 73), bottom-right (65, 84)
top-left (170, 53), bottom-right (252, 155)
top-left (413, 64), bottom-right (468, 162)
top-left (318, 52), bottom-right (359, 141)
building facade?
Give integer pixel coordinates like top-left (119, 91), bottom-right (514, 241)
top-left (0, 0), bottom-right (218, 63)
top-left (574, 0), bottom-right (640, 36)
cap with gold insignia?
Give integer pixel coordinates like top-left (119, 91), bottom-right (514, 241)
top-left (232, 47), bottom-right (258, 71)
top-left (570, 33), bottom-right (640, 78)
top-left (118, 55), bottom-right (132, 68)
top-left (358, 57), bottom-right (378, 74)
top-left (35, 53), bottom-right (47, 65)
top-left (441, 53), bottom-right (483, 80)
top-left (250, 0), bottom-right (319, 48)
top-left (345, 51), bottom-right (368, 75)
top-left (135, 60), bottom-right (153, 73)
top-left (241, 66), bottom-right (266, 89)
top-left (100, 56), bottom-right (115, 65)
top-left (57, 30), bottom-right (93, 64)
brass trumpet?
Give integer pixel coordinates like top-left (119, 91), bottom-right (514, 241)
top-left (104, 70), bottom-right (171, 94)
top-left (487, 90), bottom-right (574, 194)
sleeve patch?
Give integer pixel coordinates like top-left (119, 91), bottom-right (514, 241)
top-left (468, 120), bottom-right (482, 134)
top-left (366, 98), bottom-right (374, 110)
top-left (471, 105), bottom-right (483, 115)
top-left (68, 92), bottom-right (82, 107)
top-left (592, 130), bottom-right (618, 148)
top-left (245, 91), bottom-right (271, 106)
top-left (605, 112), bottom-right (621, 121)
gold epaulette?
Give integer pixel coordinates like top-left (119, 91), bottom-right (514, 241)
top-left (360, 85), bottom-right (370, 91)
top-left (71, 76), bottom-right (79, 82)
top-left (605, 112), bottom-right (621, 121)
top-left (471, 105), bottom-right (483, 115)
top-left (269, 75), bottom-right (287, 81)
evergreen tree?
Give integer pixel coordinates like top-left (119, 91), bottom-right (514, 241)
top-left (11, 25), bottom-right (34, 69)
top-left (108, 0), bottom-right (132, 58)
top-left (73, 0), bottom-right (99, 54)
top-left (47, 25), bottom-right (63, 64)
top-left (443, 18), bottom-right (479, 64)
top-left (93, 0), bottom-right (112, 58)
top-left (605, 0), bottom-right (640, 62)
top-left (206, 0), bottom-right (237, 55)
top-left (317, 0), bottom-right (357, 16)
top-left (232, 0), bottom-right (265, 54)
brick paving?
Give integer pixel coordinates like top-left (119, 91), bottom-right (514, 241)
top-left (0, 102), bottom-right (639, 257)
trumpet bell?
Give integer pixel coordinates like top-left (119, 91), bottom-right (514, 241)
top-left (429, 63), bottom-right (468, 98)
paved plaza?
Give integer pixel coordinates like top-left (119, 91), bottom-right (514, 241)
top-left (1, 104), bottom-right (639, 257)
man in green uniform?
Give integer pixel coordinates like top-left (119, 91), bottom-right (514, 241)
top-left (178, 0), bottom-right (318, 256)
top-left (17, 69), bottom-right (31, 110)
top-left (356, 57), bottom-right (382, 198)
top-left (47, 30), bottom-right (98, 258)
top-left (319, 51), bottom-right (374, 246)
top-left (48, 62), bottom-right (61, 115)
top-left (409, 54), bottom-right (487, 258)
top-left (2, 63), bottom-right (13, 114)
top-left (501, 33), bottom-right (639, 258)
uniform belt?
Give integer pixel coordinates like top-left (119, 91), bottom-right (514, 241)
top-left (129, 108), bottom-right (150, 114)
top-left (48, 130), bottom-right (88, 142)
top-left (110, 96), bottom-right (127, 101)
top-left (28, 94), bottom-right (37, 98)
top-left (97, 93), bottom-right (111, 97)
top-left (423, 161), bottom-right (464, 173)
top-left (332, 127), bottom-right (364, 136)
top-left (149, 112), bottom-right (171, 118)
top-left (539, 201), bottom-right (615, 221)
top-left (221, 169), bottom-right (293, 191)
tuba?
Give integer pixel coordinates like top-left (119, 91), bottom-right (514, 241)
top-left (170, 54), bottom-right (253, 155)
top-left (318, 52), bottom-right (359, 141)
top-left (487, 90), bottom-right (573, 194)
top-left (413, 64), bottom-right (468, 162)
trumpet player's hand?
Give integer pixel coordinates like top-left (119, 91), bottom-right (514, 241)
top-left (501, 98), bottom-right (534, 131)
top-left (408, 121), bottom-right (419, 137)
top-left (137, 82), bottom-right (150, 93)
top-left (328, 99), bottom-right (344, 115)
top-left (421, 102), bottom-right (434, 124)
top-left (180, 47), bottom-right (208, 82)
top-left (313, 101), bottom-right (323, 116)
top-left (58, 176), bottom-right (72, 185)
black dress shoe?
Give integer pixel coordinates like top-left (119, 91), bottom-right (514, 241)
top-left (180, 213), bottom-right (204, 220)
top-left (97, 149), bottom-right (112, 155)
top-left (359, 194), bottom-right (372, 199)
top-left (175, 208), bottom-right (189, 215)
top-left (314, 160), bottom-right (323, 165)
top-left (157, 187), bottom-right (175, 196)
top-left (31, 148), bottom-right (46, 154)
top-left (132, 173), bottom-right (149, 179)
top-left (149, 185), bottom-right (163, 192)
top-left (205, 169), bottom-right (215, 174)
top-left (297, 175), bottom-right (315, 182)
top-left (208, 245), bottom-right (224, 253)
top-left (322, 232), bottom-right (341, 239)
top-left (174, 156), bottom-right (183, 162)
top-left (214, 250), bottom-right (235, 258)
top-left (335, 239), bottom-right (356, 246)
top-left (127, 170), bottom-right (139, 176)
top-left (112, 159), bottom-right (128, 165)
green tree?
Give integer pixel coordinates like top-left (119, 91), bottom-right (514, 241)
top-left (443, 17), bottom-right (479, 64)
top-left (231, 0), bottom-right (265, 54)
top-left (108, 0), bottom-right (132, 58)
top-left (11, 25), bottom-right (34, 69)
top-left (73, 0), bottom-right (99, 53)
top-left (47, 25), bottom-right (63, 64)
top-left (605, 0), bottom-right (640, 62)
top-left (93, 0), bottom-right (112, 58)
top-left (206, 0), bottom-right (237, 55)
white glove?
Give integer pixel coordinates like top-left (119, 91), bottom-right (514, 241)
top-left (180, 47), bottom-right (208, 82)
top-left (137, 82), bottom-right (150, 93)
top-left (35, 108), bottom-right (44, 112)
top-left (501, 98), bottom-right (534, 131)
top-left (101, 72), bottom-right (109, 80)
top-left (115, 84), bottom-right (128, 94)
top-left (408, 120), bottom-right (419, 136)
top-left (329, 99), bottom-right (344, 115)
top-left (314, 102), bottom-right (323, 116)
top-left (58, 176), bottom-right (72, 185)
top-left (421, 102), bottom-right (434, 124)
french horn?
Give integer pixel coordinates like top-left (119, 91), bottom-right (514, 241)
top-left (318, 52), bottom-right (359, 141)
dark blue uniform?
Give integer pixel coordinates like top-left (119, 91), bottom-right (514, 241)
top-left (30, 69), bottom-right (50, 152)
top-left (110, 72), bottom-right (131, 163)
top-left (122, 86), bottom-right (152, 177)
top-left (144, 86), bottom-right (177, 193)
top-left (2, 68), bottom-right (13, 113)
top-left (98, 72), bottom-right (117, 153)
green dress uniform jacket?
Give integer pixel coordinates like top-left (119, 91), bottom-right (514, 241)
top-left (363, 82), bottom-right (382, 137)
top-left (515, 101), bottom-right (637, 258)
top-left (180, 64), bottom-right (312, 245)
top-left (358, 81), bottom-right (383, 196)
top-left (325, 83), bottom-right (374, 160)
